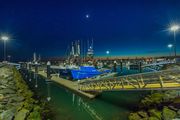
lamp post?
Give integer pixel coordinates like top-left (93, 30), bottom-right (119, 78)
top-left (167, 44), bottom-right (173, 57)
top-left (1, 36), bottom-right (9, 61)
top-left (170, 25), bottom-right (179, 58)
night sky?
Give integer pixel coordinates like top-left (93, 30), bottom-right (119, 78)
top-left (0, 0), bottom-right (180, 60)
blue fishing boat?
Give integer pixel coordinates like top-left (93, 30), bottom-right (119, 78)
top-left (71, 66), bottom-right (111, 80)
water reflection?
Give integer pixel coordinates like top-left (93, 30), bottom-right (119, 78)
top-left (46, 81), bottom-right (51, 101)
top-left (21, 70), bottom-right (147, 120)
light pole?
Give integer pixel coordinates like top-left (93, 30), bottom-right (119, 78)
top-left (1, 36), bottom-right (9, 61)
top-left (170, 25), bottom-right (179, 58)
top-left (167, 44), bottom-right (173, 57)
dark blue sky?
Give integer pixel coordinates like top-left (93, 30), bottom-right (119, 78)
top-left (0, 0), bottom-right (180, 60)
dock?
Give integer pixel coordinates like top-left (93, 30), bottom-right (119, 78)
top-left (32, 70), bottom-right (97, 99)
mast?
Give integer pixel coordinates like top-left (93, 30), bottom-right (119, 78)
top-left (87, 37), bottom-right (94, 59)
top-left (33, 52), bottom-right (37, 62)
top-left (71, 42), bottom-right (74, 56)
top-left (77, 40), bottom-right (80, 56)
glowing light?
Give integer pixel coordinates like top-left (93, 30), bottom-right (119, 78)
top-left (1, 36), bottom-right (9, 41)
top-left (167, 44), bottom-right (173, 48)
top-left (106, 50), bottom-right (110, 54)
top-left (86, 14), bottom-right (90, 18)
top-left (170, 25), bottom-right (179, 31)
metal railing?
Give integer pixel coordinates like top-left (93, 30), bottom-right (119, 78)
top-left (78, 68), bottom-right (180, 91)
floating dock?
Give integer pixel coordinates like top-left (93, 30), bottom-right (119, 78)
top-left (32, 70), bottom-right (97, 99)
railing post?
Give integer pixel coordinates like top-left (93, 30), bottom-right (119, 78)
top-left (159, 75), bottom-right (164, 88)
top-left (121, 78), bottom-right (124, 89)
top-left (136, 77), bottom-right (141, 88)
top-left (140, 75), bottom-right (144, 85)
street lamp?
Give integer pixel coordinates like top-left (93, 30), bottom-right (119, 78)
top-left (170, 24), bottom-right (179, 58)
top-left (167, 44), bottom-right (173, 57)
top-left (1, 36), bottom-right (9, 61)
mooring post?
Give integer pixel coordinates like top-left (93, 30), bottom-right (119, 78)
top-left (120, 60), bottom-right (123, 72)
top-left (35, 62), bottom-right (38, 74)
top-left (113, 61), bottom-right (117, 72)
top-left (24, 62), bottom-right (27, 70)
top-left (47, 61), bottom-right (51, 79)
top-left (35, 62), bottom-right (38, 88)
top-left (139, 61), bottom-right (142, 73)
top-left (29, 62), bottom-right (32, 82)
top-left (20, 63), bottom-right (23, 70)
top-left (27, 62), bottom-right (29, 70)
top-left (29, 62), bottom-right (32, 70)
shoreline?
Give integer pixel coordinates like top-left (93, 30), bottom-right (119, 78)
top-left (0, 65), bottom-right (49, 120)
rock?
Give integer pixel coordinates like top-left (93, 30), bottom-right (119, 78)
top-left (0, 109), bottom-right (3, 113)
top-left (0, 88), bottom-right (16, 94)
top-left (1, 97), bottom-right (9, 103)
top-left (148, 117), bottom-right (160, 120)
top-left (172, 97), bottom-right (180, 109)
top-left (0, 101), bottom-right (8, 105)
top-left (0, 94), bottom-right (4, 100)
top-left (0, 104), bottom-right (5, 110)
top-left (8, 96), bottom-right (24, 103)
top-left (137, 111), bottom-right (149, 118)
top-left (140, 93), bottom-right (164, 107)
top-left (168, 105), bottom-right (178, 111)
top-left (163, 90), bottom-right (178, 101)
top-left (148, 109), bottom-right (162, 120)
top-left (176, 109), bottom-right (180, 117)
top-left (129, 112), bottom-right (142, 120)
top-left (27, 110), bottom-right (41, 120)
top-left (14, 108), bottom-right (29, 120)
top-left (0, 85), bottom-right (7, 89)
top-left (0, 108), bottom-right (16, 120)
top-left (162, 106), bottom-right (177, 120)
top-left (0, 79), bottom-right (8, 85)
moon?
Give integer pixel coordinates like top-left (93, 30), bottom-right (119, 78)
top-left (86, 14), bottom-right (90, 18)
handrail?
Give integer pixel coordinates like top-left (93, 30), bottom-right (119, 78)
top-left (79, 68), bottom-right (180, 84)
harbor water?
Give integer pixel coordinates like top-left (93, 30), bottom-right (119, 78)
top-left (22, 67), bottom-right (152, 120)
